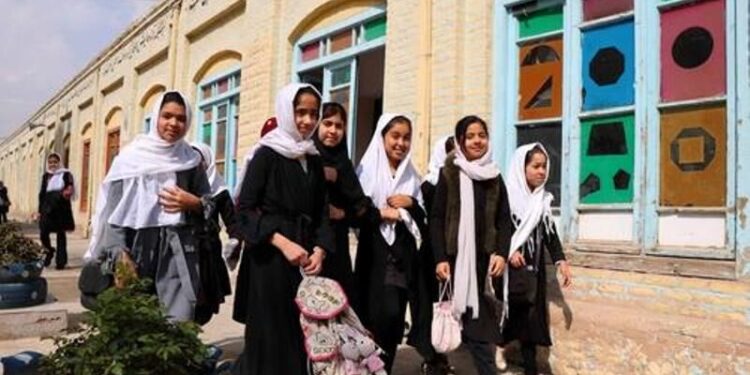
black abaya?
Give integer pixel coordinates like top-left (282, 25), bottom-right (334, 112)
top-left (233, 146), bottom-right (333, 375)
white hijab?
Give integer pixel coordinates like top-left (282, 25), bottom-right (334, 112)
top-left (233, 83), bottom-right (322, 197)
top-left (451, 131), bottom-right (501, 319)
top-left (501, 142), bottom-right (554, 325)
top-left (45, 153), bottom-right (74, 196)
top-left (356, 113), bottom-right (423, 246)
top-left (191, 142), bottom-right (228, 197)
top-left (84, 91), bottom-right (202, 261)
top-left (423, 135), bottom-right (452, 186)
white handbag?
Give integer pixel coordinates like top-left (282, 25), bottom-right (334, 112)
top-left (431, 279), bottom-right (462, 353)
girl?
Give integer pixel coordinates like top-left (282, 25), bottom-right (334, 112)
top-left (0, 181), bottom-right (10, 224)
top-left (431, 115), bottom-right (513, 375)
top-left (355, 113), bottom-right (426, 373)
top-left (502, 143), bottom-right (572, 375)
top-left (190, 142), bottom-right (235, 326)
top-left (232, 83), bottom-right (332, 375)
top-left (409, 135), bottom-right (455, 375)
top-left (313, 102), bottom-right (372, 302)
top-left (84, 91), bottom-right (210, 322)
top-left (36, 152), bottom-right (75, 269)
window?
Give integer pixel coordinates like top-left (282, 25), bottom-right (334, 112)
top-left (197, 70), bottom-right (241, 187)
top-left (294, 8), bottom-right (386, 163)
top-left (105, 129), bottom-right (120, 173)
top-left (80, 140), bottom-right (90, 212)
top-left (495, 0), bottom-right (734, 259)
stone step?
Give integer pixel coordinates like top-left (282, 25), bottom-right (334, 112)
top-left (0, 296), bottom-right (84, 341)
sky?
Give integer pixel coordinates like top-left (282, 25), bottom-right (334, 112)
top-left (0, 0), bottom-right (156, 138)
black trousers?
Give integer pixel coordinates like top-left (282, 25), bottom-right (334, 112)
top-left (40, 228), bottom-right (67, 268)
top-left (371, 285), bottom-right (408, 373)
top-left (0, 212), bottom-right (7, 224)
top-left (521, 342), bottom-right (538, 375)
top-left (462, 333), bottom-right (498, 375)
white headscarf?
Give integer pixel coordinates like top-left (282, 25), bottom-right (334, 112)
top-left (233, 83), bottom-right (322, 197)
top-left (356, 113), bottom-right (423, 246)
top-left (84, 91), bottom-right (202, 261)
top-left (451, 130), bottom-right (501, 319)
top-left (501, 142), bottom-right (554, 325)
top-left (423, 135), bottom-right (452, 186)
top-left (45, 153), bottom-right (74, 197)
top-left (191, 142), bottom-right (228, 197)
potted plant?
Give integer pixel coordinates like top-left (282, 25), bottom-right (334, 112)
top-left (0, 223), bottom-right (47, 309)
top-left (40, 265), bottom-right (219, 375)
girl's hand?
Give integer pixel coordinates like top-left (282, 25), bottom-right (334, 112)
top-left (436, 261), bottom-right (451, 281)
top-left (509, 251), bottom-right (526, 268)
top-left (272, 233), bottom-right (309, 266)
top-left (323, 167), bottom-right (338, 183)
top-left (380, 207), bottom-right (401, 223)
top-left (329, 205), bottom-right (345, 220)
top-left (387, 195), bottom-right (413, 209)
top-left (489, 254), bottom-right (506, 277)
top-left (303, 247), bottom-right (325, 275)
top-left (558, 261), bottom-right (572, 288)
top-left (159, 186), bottom-right (202, 213)
top-left (32, 212), bottom-right (40, 221)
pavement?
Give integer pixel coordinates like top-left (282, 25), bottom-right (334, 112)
top-left (0, 222), bottom-right (525, 374)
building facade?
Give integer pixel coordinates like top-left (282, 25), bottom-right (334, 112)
top-left (0, 0), bottom-right (748, 371)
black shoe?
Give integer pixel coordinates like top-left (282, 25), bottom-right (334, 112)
top-left (55, 264), bottom-right (66, 270)
top-left (43, 250), bottom-right (54, 267)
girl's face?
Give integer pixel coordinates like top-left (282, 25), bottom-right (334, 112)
top-left (47, 157), bottom-right (60, 172)
top-left (525, 151), bottom-right (548, 190)
top-left (318, 113), bottom-right (345, 147)
top-left (460, 122), bottom-right (489, 161)
top-left (294, 93), bottom-right (320, 138)
top-left (157, 102), bottom-right (188, 143)
top-left (383, 122), bottom-right (412, 166)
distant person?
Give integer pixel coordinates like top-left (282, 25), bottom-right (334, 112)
top-left (0, 181), bottom-right (10, 224)
top-left (501, 143), bottom-right (572, 375)
top-left (35, 153), bottom-right (75, 269)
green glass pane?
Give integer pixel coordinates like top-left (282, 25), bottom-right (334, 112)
top-left (518, 7), bottom-right (563, 39)
top-left (202, 124), bottom-right (212, 145)
top-left (364, 17), bottom-right (386, 41)
top-left (331, 66), bottom-right (351, 87)
top-left (579, 113), bottom-right (635, 204)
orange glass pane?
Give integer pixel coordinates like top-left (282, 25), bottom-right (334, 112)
top-left (330, 30), bottom-right (353, 54)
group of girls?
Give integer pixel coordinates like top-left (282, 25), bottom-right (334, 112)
top-left (83, 83), bottom-right (572, 375)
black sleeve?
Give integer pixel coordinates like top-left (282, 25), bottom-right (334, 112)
top-left (494, 174), bottom-right (513, 260)
top-left (313, 162), bottom-right (335, 253)
top-left (406, 195), bottom-right (428, 239)
top-left (37, 174), bottom-right (46, 213)
top-left (544, 218), bottom-right (566, 263)
top-left (430, 172), bottom-right (448, 264)
top-left (235, 149), bottom-right (282, 246)
top-left (63, 172), bottom-right (74, 189)
top-left (337, 163), bottom-right (372, 220)
top-left (213, 190), bottom-right (238, 237)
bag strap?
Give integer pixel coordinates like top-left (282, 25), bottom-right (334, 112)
top-left (438, 279), bottom-right (453, 302)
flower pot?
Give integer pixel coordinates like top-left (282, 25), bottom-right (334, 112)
top-left (0, 278), bottom-right (47, 309)
top-left (0, 261), bottom-right (44, 283)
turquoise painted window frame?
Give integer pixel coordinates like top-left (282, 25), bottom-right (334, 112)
top-left (196, 68), bottom-right (241, 188)
top-left (492, 0), bottom-right (747, 262)
top-left (292, 6), bottom-right (386, 159)
top-left (143, 116), bottom-right (151, 133)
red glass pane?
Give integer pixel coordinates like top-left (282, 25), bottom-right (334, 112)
top-left (218, 78), bottom-right (229, 94)
top-left (217, 104), bottom-right (227, 119)
top-left (202, 85), bottom-right (212, 100)
top-left (301, 43), bottom-right (320, 62)
top-left (583, 0), bottom-right (634, 21)
top-left (203, 108), bottom-right (212, 122)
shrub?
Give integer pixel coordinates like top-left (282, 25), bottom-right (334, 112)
top-left (0, 223), bottom-right (45, 267)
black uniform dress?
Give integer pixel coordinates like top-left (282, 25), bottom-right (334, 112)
top-left (430, 170), bottom-right (513, 375)
top-left (38, 171), bottom-right (75, 268)
top-left (232, 146), bottom-right (333, 375)
top-left (405, 181), bottom-right (446, 363)
top-left (313, 135), bottom-right (372, 304)
top-left (0, 185), bottom-right (10, 223)
top-left (194, 189), bottom-right (235, 325)
top-left (354, 196), bottom-right (426, 373)
top-left (502, 217), bottom-right (565, 351)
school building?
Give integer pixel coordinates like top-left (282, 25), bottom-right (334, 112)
top-left (0, 0), bottom-right (748, 371)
